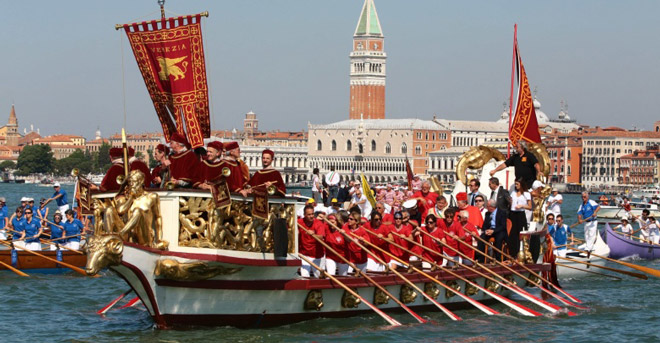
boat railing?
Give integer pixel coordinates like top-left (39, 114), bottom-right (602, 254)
top-left (91, 189), bottom-right (300, 259)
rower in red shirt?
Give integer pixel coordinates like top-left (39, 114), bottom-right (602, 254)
top-left (297, 204), bottom-right (326, 278)
top-left (343, 209), bottom-right (370, 274)
top-left (456, 209), bottom-right (479, 263)
top-left (387, 211), bottom-right (412, 270)
top-left (364, 211), bottom-right (391, 271)
top-left (440, 207), bottom-right (461, 265)
top-left (413, 213), bottom-right (446, 268)
top-left (241, 149), bottom-right (286, 197)
top-left (411, 181), bottom-right (438, 218)
top-left (324, 214), bottom-right (348, 276)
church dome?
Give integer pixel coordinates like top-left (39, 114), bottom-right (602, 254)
top-left (533, 96), bottom-right (549, 123)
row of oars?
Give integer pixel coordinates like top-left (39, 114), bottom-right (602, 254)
top-left (0, 227), bottom-right (89, 277)
top-left (297, 218), bottom-right (589, 326)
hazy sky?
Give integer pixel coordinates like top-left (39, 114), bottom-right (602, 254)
top-left (2, 0), bottom-right (659, 139)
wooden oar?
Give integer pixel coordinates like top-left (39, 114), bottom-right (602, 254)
top-left (337, 228), bottom-right (461, 321)
top-left (555, 257), bottom-right (643, 279)
top-left (118, 297), bottom-right (142, 309)
top-left (0, 239), bottom-right (90, 276)
top-left (464, 230), bottom-right (585, 305)
top-left (385, 231), bottom-right (541, 317)
top-left (0, 259), bottom-right (30, 277)
top-left (297, 223), bottom-right (427, 324)
top-left (567, 246), bottom-right (660, 279)
top-left (298, 254), bottom-right (402, 327)
top-left (413, 229), bottom-right (571, 315)
top-left (44, 233), bottom-right (84, 243)
top-left (352, 229), bottom-right (498, 317)
top-left (555, 262), bottom-right (621, 280)
top-left (98, 289), bottom-right (133, 315)
top-left (5, 227), bottom-right (83, 255)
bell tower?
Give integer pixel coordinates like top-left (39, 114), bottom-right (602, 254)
top-left (349, 0), bottom-right (386, 120)
top-left (6, 104), bottom-right (19, 146)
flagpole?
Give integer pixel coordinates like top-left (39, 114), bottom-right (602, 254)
top-left (506, 24), bottom-right (518, 190)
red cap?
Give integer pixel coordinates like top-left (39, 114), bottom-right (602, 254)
top-left (128, 147), bottom-right (135, 157)
top-left (169, 132), bottom-right (190, 149)
top-left (155, 143), bottom-right (170, 155)
top-left (109, 147), bottom-right (123, 158)
top-left (456, 192), bottom-right (468, 201)
top-left (262, 149), bottom-right (274, 157)
top-left (207, 141), bottom-right (224, 152)
top-left (225, 141), bottom-right (239, 150)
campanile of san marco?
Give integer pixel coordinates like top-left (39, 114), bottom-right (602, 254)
top-left (349, 0), bottom-right (386, 120)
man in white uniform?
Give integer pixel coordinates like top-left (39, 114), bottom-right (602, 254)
top-left (546, 188), bottom-right (563, 216)
top-left (577, 191), bottom-right (600, 254)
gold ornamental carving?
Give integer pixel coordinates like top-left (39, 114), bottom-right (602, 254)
top-left (304, 290), bottom-right (324, 311)
top-left (373, 288), bottom-right (390, 305)
top-left (85, 234), bottom-right (124, 275)
top-left (485, 279), bottom-right (500, 292)
top-left (95, 170), bottom-right (168, 250)
top-left (400, 284), bottom-right (418, 304)
top-left (424, 282), bottom-right (440, 301)
top-left (178, 197), bottom-right (296, 254)
top-left (444, 280), bottom-right (461, 299)
top-left (464, 279), bottom-right (479, 296)
top-left (456, 146), bottom-right (506, 185)
top-left (341, 289), bottom-right (361, 308)
top-left (154, 259), bottom-right (242, 281)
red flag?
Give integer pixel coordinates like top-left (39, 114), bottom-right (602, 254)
top-left (123, 14), bottom-right (211, 149)
top-left (405, 157), bottom-right (414, 190)
top-left (509, 32), bottom-right (541, 144)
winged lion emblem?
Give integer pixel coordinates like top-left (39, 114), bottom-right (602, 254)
top-left (156, 56), bottom-right (189, 81)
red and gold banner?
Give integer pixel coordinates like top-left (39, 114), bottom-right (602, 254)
top-left (509, 40), bottom-right (541, 144)
top-left (210, 180), bottom-right (231, 209)
top-left (252, 189), bottom-right (269, 220)
top-left (123, 14), bottom-right (210, 149)
top-left (76, 176), bottom-right (93, 216)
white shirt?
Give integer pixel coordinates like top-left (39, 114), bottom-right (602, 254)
top-left (312, 175), bottom-right (321, 192)
top-left (511, 191), bottom-right (531, 212)
top-left (547, 194), bottom-right (563, 214)
top-left (354, 194), bottom-right (372, 218)
top-left (616, 223), bottom-right (633, 234)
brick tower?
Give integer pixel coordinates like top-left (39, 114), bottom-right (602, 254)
top-left (349, 0), bottom-right (386, 120)
top-left (6, 104), bottom-right (19, 146)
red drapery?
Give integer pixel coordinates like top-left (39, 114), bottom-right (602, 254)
top-left (509, 39), bottom-right (541, 144)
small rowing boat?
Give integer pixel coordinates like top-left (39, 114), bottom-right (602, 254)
top-left (556, 232), bottom-right (609, 278)
top-left (0, 248), bottom-right (87, 274)
top-left (605, 223), bottom-right (660, 260)
top-left (597, 202), bottom-right (660, 220)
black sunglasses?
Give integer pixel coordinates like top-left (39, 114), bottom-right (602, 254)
top-left (25, 211), bottom-right (33, 214)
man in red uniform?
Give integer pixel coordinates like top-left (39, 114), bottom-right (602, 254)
top-left (196, 141), bottom-right (225, 189)
top-left (374, 201), bottom-right (393, 225)
top-left (241, 149), bottom-right (286, 197)
top-left (298, 204), bottom-right (326, 278)
top-left (455, 192), bottom-right (484, 230)
top-left (225, 141), bottom-right (250, 183)
top-left (128, 147), bottom-right (152, 187)
top-left (411, 181), bottom-right (438, 218)
top-left (150, 143), bottom-right (170, 188)
top-left (166, 132), bottom-right (200, 188)
top-left (98, 147), bottom-right (126, 192)
top-left (324, 214), bottom-right (347, 276)
top-left (440, 207), bottom-right (461, 266)
top-left (456, 210), bottom-right (479, 264)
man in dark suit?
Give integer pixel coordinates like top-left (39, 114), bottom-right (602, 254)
top-left (488, 177), bottom-right (511, 215)
top-left (477, 199), bottom-right (507, 262)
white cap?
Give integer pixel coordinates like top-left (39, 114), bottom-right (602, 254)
top-left (21, 197), bottom-right (28, 202)
top-left (54, 182), bottom-right (61, 187)
top-left (532, 180), bottom-right (545, 190)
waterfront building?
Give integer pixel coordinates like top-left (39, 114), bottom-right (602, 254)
top-left (0, 105), bottom-right (21, 147)
top-left (107, 132), bottom-right (163, 163)
top-left (580, 126), bottom-right (660, 188)
top-left (543, 128), bottom-right (583, 185)
top-left (619, 146), bottom-right (659, 187)
top-left (32, 134), bottom-right (86, 159)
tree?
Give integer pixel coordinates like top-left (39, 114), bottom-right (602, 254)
top-left (147, 149), bottom-right (159, 168)
top-left (54, 149), bottom-right (93, 176)
top-left (0, 160), bottom-right (15, 172)
top-left (16, 144), bottom-right (54, 175)
top-left (94, 142), bottom-right (112, 173)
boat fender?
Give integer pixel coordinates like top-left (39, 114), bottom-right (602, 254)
top-left (11, 248), bottom-right (18, 267)
top-left (273, 218), bottom-right (288, 257)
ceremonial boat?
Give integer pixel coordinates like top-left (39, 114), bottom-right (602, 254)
top-left (0, 248), bottom-right (86, 274)
top-left (85, 186), bottom-right (552, 328)
top-left (605, 223), bottom-right (660, 260)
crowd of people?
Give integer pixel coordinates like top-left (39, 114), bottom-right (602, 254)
top-left (0, 185), bottom-right (84, 251)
